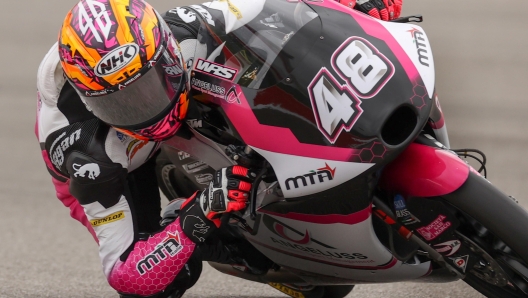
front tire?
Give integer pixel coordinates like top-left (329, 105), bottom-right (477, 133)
top-left (441, 172), bottom-right (528, 297)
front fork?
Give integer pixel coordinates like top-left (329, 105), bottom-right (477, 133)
top-left (376, 139), bottom-right (473, 277)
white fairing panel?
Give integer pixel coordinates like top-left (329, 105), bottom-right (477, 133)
top-left (380, 21), bottom-right (435, 98)
top-left (251, 147), bottom-right (374, 198)
top-left (246, 213), bottom-right (431, 282)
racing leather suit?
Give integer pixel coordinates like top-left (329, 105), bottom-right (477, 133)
top-left (34, 2), bottom-right (268, 296)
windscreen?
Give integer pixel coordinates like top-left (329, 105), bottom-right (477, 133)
top-left (196, 0), bottom-right (322, 89)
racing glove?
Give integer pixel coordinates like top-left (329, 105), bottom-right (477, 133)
top-left (338, 0), bottom-right (403, 21)
top-left (178, 165), bottom-right (257, 243)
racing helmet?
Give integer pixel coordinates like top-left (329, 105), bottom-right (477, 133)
top-left (58, 0), bottom-right (188, 141)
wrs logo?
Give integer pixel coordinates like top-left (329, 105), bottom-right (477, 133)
top-left (136, 232), bottom-right (183, 275)
top-left (95, 43), bottom-right (139, 77)
top-left (195, 58), bottom-right (238, 81)
top-left (285, 163), bottom-right (336, 190)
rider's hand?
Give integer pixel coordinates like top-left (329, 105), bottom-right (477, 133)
top-left (341, 0), bottom-right (403, 21)
top-left (179, 165), bottom-right (257, 243)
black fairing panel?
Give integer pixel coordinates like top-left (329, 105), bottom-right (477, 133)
top-left (249, 5), bottom-right (432, 156)
top-left (188, 1), bottom-right (434, 206)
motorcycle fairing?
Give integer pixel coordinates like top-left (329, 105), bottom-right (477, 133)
top-left (189, 0), bottom-right (434, 176)
top-left (428, 94), bottom-right (451, 148)
top-left (378, 19), bottom-right (435, 98)
top-left (379, 143), bottom-right (470, 197)
top-left (243, 210), bottom-right (432, 283)
top-left (251, 148), bottom-right (374, 198)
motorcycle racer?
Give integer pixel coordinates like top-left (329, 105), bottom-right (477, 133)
top-left (35, 0), bottom-right (403, 297)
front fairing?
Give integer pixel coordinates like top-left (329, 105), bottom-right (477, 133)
top-left (188, 0), bottom-right (436, 198)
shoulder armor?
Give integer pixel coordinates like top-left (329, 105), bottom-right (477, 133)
top-left (67, 151), bottom-right (127, 208)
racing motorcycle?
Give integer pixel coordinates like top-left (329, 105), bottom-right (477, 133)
top-left (156, 1), bottom-right (528, 297)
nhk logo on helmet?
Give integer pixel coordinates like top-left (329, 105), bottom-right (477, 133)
top-left (95, 43), bottom-right (139, 77)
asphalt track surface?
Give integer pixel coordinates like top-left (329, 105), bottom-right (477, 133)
top-left (1, 0), bottom-right (527, 297)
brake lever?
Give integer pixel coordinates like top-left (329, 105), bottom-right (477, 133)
top-left (390, 14), bottom-right (423, 23)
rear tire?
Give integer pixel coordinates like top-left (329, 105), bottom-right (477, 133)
top-left (322, 285), bottom-right (355, 298)
top-left (441, 172), bottom-right (528, 297)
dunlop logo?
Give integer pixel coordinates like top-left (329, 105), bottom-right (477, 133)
top-left (90, 211), bottom-right (125, 227)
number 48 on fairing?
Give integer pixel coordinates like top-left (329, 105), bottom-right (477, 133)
top-left (309, 37), bottom-right (393, 144)
top-left (308, 68), bottom-right (363, 144)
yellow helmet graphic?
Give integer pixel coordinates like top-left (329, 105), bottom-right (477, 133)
top-left (59, 0), bottom-right (188, 141)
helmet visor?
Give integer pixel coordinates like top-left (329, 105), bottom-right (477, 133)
top-left (79, 44), bottom-right (186, 128)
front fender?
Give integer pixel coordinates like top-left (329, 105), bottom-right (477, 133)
top-left (379, 143), bottom-right (470, 197)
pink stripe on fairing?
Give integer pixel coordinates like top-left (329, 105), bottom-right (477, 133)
top-left (309, 1), bottom-right (420, 81)
top-left (219, 87), bottom-right (362, 162)
top-left (108, 221), bottom-right (196, 296)
top-left (259, 204), bottom-right (372, 225)
top-left (52, 177), bottom-right (98, 243)
top-left (379, 143), bottom-right (469, 197)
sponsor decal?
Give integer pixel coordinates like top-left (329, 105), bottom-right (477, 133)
top-left (434, 240), bottom-right (461, 257)
top-left (408, 27), bottom-right (429, 67)
top-left (168, 6), bottom-right (215, 26)
top-left (178, 151), bottom-right (191, 161)
top-left (77, 0), bottom-right (112, 43)
top-left (225, 86), bottom-right (241, 104)
top-left (86, 89), bottom-right (108, 96)
top-left (90, 211), bottom-right (125, 227)
top-left (308, 68), bottom-right (363, 144)
top-left (331, 37), bottom-right (394, 98)
top-left (393, 195), bottom-right (420, 225)
top-left (163, 63), bottom-right (183, 77)
top-left (191, 77), bottom-right (226, 99)
top-left (270, 237), bottom-right (371, 262)
top-left (284, 163), bottom-right (335, 190)
top-left (260, 13), bottom-right (284, 28)
top-left (126, 139), bottom-right (148, 162)
top-left (416, 215), bottom-right (452, 241)
top-left (136, 232), bottom-right (183, 275)
top-left (268, 283), bottom-right (305, 298)
top-left (263, 215), bottom-right (371, 263)
top-left (195, 58), bottom-right (238, 81)
top-left (50, 129), bottom-right (82, 168)
top-left (95, 43), bottom-right (139, 77)
top-left (73, 163), bottom-right (101, 180)
top-left (117, 71), bottom-right (142, 90)
top-left (450, 254), bottom-right (469, 272)
top-left (182, 215), bottom-right (210, 243)
top-left (219, 0), bottom-right (243, 20)
top-left (186, 119), bottom-right (202, 128)
top-left (242, 66), bottom-right (259, 81)
top-left (183, 160), bottom-right (209, 173)
top-left (116, 131), bottom-right (128, 143)
top-left (195, 173), bottom-right (213, 185)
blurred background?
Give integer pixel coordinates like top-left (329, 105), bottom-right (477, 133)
top-left (0, 0), bottom-right (526, 297)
